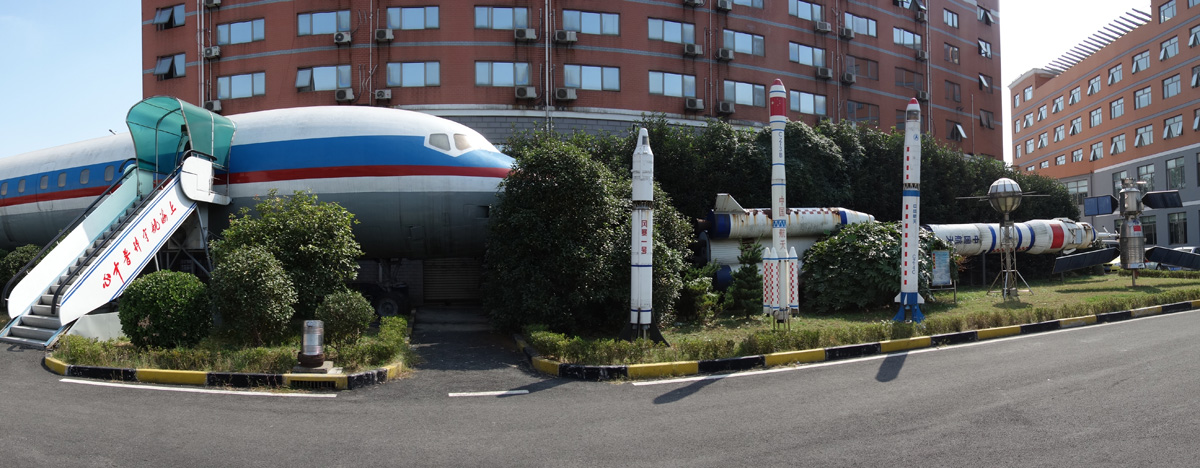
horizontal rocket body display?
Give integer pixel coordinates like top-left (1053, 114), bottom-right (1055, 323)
top-left (925, 219), bottom-right (1097, 256)
top-left (895, 98), bottom-right (924, 322)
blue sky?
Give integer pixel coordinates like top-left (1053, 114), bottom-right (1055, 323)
top-left (0, 1), bottom-right (1149, 161)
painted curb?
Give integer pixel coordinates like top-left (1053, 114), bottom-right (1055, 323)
top-left (43, 357), bottom-right (406, 391)
top-left (515, 299), bottom-right (1200, 382)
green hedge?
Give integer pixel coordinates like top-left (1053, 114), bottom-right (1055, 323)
top-left (119, 270), bottom-right (211, 348)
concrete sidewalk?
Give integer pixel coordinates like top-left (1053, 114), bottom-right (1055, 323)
top-left (407, 305), bottom-right (551, 392)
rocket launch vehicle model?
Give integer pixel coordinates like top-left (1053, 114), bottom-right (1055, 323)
top-left (766, 79), bottom-right (796, 324)
top-left (895, 98), bottom-right (925, 322)
top-left (624, 128), bottom-right (665, 342)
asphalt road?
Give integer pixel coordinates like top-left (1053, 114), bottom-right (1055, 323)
top-left (2, 308), bottom-right (1199, 467)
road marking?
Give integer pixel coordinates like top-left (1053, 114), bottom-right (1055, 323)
top-left (633, 308), bottom-right (1199, 387)
top-left (61, 379), bottom-right (336, 398)
top-left (448, 390), bottom-right (530, 397)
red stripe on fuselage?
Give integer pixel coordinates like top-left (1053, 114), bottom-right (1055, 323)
top-left (228, 165), bottom-right (510, 184)
top-left (0, 186), bottom-right (109, 208)
top-left (1050, 224), bottom-right (1064, 249)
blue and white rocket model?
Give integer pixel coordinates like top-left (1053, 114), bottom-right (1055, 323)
top-left (895, 98), bottom-right (925, 322)
top-left (629, 128), bottom-right (655, 338)
top-left (767, 79), bottom-right (795, 322)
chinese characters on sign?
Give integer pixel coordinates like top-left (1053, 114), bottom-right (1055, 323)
top-left (101, 201), bottom-right (180, 289)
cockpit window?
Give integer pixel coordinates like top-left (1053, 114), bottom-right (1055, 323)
top-left (453, 133), bottom-right (473, 151)
top-left (429, 133), bottom-right (451, 151)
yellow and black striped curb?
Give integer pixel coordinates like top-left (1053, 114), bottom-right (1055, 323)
top-left (43, 356), bottom-right (405, 391)
top-left (516, 299), bottom-right (1200, 382)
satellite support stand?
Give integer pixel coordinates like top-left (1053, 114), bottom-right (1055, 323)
top-left (986, 215), bottom-right (1032, 300)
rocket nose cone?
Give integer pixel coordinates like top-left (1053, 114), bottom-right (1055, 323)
top-left (773, 79), bottom-right (784, 86)
top-left (909, 98), bottom-right (919, 105)
top-left (636, 127), bottom-right (652, 153)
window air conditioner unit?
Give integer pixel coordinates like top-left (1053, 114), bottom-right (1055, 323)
top-left (374, 89), bottom-right (392, 100)
top-left (838, 27), bottom-right (855, 40)
top-left (715, 0), bottom-right (733, 11)
top-left (841, 73), bottom-right (856, 84)
top-left (554, 30), bottom-right (577, 43)
top-left (916, 50), bottom-right (928, 61)
top-left (515, 86), bottom-right (538, 99)
top-left (555, 88), bottom-right (577, 101)
top-left (814, 21), bottom-right (832, 33)
top-left (916, 10), bottom-right (928, 22)
top-left (514, 28), bottom-right (538, 41)
top-left (683, 0), bottom-right (704, 6)
top-left (203, 46), bottom-right (221, 59)
top-left (716, 48), bottom-right (735, 61)
top-left (335, 88), bottom-right (355, 102)
top-left (685, 98), bottom-right (705, 111)
top-left (375, 29), bottom-right (394, 42)
top-left (916, 90), bottom-right (929, 101)
top-left (717, 101), bottom-right (735, 114)
top-left (683, 43), bottom-right (703, 56)
top-left (204, 0), bottom-right (220, 8)
top-left (334, 32), bottom-right (352, 44)
top-left (203, 100), bottom-right (222, 112)
top-left (816, 67), bottom-right (834, 79)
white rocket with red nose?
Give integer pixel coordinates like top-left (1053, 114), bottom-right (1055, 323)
top-left (767, 79), bottom-right (794, 322)
top-left (894, 98), bottom-right (925, 322)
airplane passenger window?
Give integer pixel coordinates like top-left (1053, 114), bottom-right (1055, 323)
top-left (105, 165), bottom-right (115, 182)
top-left (453, 134), bottom-right (473, 151)
top-left (80, 169), bottom-right (90, 185)
top-left (429, 133), bottom-right (451, 151)
top-left (18, 179), bottom-right (26, 193)
top-left (1, 182), bottom-right (6, 196)
top-left (58, 173), bottom-right (67, 188)
top-left (40, 175), bottom-right (49, 190)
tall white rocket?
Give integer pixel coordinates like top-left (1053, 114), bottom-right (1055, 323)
top-left (630, 128), bottom-right (654, 335)
top-left (894, 98), bottom-right (926, 322)
top-left (768, 79), bottom-right (794, 322)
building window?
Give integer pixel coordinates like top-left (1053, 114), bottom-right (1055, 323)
top-left (1054, 125), bottom-right (1065, 142)
top-left (1138, 163), bottom-right (1156, 191)
top-left (1135, 124), bottom-right (1154, 147)
top-left (387, 62), bottom-right (439, 87)
top-left (1135, 86), bottom-right (1152, 109)
top-left (978, 6), bottom-right (995, 25)
top-left (1164, 74), bottom-right (1182, 99)
top-left (789, 90), bottom-right (827, 115)
top-left (789, 1), bottom-right (824, 21)
top-left (980, 110), bottom-right (995, 129)
top-left (1037, 105), bottom-right (1047, 121)
top-left (1168, 156), bottom-right (1185, 189)
top-left (724, 30), bottom-right (765, 56)
top-left (475, 62), bottom-right (531, 86)
top-left (217, 72), bottom-right (266, 99)
top-left (1066, 180), bottom-right (1089, 205)
top-left (1195, 109), bottom-right (1200, 131)
top-left (1133, 50), bottom-right (1150, 73)
top-left (1161, 0), bottom-right (1177, 22)
top-left (1052, 96), bottom-right (1064, 113)
top-left (1014, 93), bottom-right (1021, 108)
top-left (1024, 113), bottom-right (1034, 128)
top-left (893, 28), bottom-right (922, 50)
top-left (1090, 142), bottom-right (1103, 161)
top-left (475, 7), bottom-right (528, 29)
top-left (295, 65), bottom-right (351, 91)
top-left (387, 7), bottom-right (439, 30)
top-left (1169, 212), bottom-right (1188, 244)
top-left (1161, 36), bottom-right (1179, 60)
top-left (153, 4), bottom-right (186, 30)
top-left (1072, 148), bottom-right (1084, 162)
top-left (565, 65), bottom-right (620, 91)
top-left (1111, 134), bottom-right (1126, 155)
top-left (1015, 119), bottom-right (1023, 133)
top-left (846, 56), bottom-right (879, 80)
top-left (895, 68), bottom-right (925, 91)
top-left (1056, 155), bottom-right (1066, 166)
top-left (153, 53), bottom-right (186, 80)
top-left (298, 11), bottom-right (350, 35)
top-left (1069, 86), bottom-right (1081, 104)
top-left (978, 39), bottom-right (992, 58)
top-left (1087, 76), bottom-right (1101, 95)
top-left (947, 120), bottom-right (967, 141)
top-left (1026, 139), bottom-right (1035, 154)
top-left (944, 9), bottom-right (958, 28)
top-left (1111, 98), bottom-right (1125, 119)
top-left (1016, 145), bottom-right (1023, 158)
top-left (978, 74), bottom-right (992, 93)
top-left (1143, 215), bottom-right (1158, 245)
top-left (1037, 132), bottom-right (1048, 148)
top-left (1090, 108), bottom-right (1102, 128)
top-left (1193, 64), bottom-right (1200, 88)
top-left (1027, 166), bottom-right (1035, 172)
top-left (844, 13), bottom-right (877, 37)
top-left (1164, 115), bottom-right (1184, 139)
top-left (944, 43), bottom-right (960, 64)
top-left (648, 19), bottom-right (695, 44)
top-left (789, 43), bottom-right (825, 67)
top-left (1190, 24), bottom-right (1200, 47)
top-left (945, 80), bottom-right (961, 103)
top-left (648, 71), bottom-right (696, 98)
top-left (1113, 170), bottom-right (1129, 195)
top-left (725, 80), bottom-right (766, 107)
top-left (1108, 64), bottom-right (1123, 85)
top-left (846, 100), bottom-right (880, 126)
top-left (1070, 117), bottom-right (1082, 135)
top-left (563, 10), bottom-right (620, 36)
top-left (734, 0), bottom-right (764, 7)
top-left (217, 19), bottom-right (264, 45)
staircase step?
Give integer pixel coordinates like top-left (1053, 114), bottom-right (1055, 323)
top-left (31, 304), bottom-right (55, 316)
top-left (40, 294), bottom-right (56, 305)
top-left (10, 324), bottom-right (55, 341)
top-left (0, 335), bottom-right (48, 349)
top-left (21, 314), bottom-right (62, 330)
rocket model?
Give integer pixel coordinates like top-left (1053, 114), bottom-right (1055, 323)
top-left (629, 128), bottom-right (655, 339)
top-left (766, 79), bottom-right (796, 322)
top-left (894, 98), bottom-right (925, 322)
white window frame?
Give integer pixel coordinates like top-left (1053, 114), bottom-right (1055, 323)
top-left (1135, 125), bottom-right (1154, 147)
top-left (564, 64), bottom-right (621, 91)
top-left (474, 62), bottom-right (532, 87)
top-left (387, 6), bottom-right (439, 30)
top-left (387, 62), bottom-right (440, 88)
top-left (217, 72), bottom-right (266, 99)
top-left (648, 71), bottom-right (697, 98)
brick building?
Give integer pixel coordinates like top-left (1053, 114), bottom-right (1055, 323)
top-left (1010, 0), bottom-right (1200, 247)
top-left (143, 0), bottom-right (1003, 157)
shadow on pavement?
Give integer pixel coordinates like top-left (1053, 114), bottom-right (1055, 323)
top-left (653, 377), bottom-right (720, 405)
top-left (875, 352), bottom-right (907, 382)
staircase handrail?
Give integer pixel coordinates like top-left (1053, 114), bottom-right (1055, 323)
top-left (3, 159), bottom-right (137, 309)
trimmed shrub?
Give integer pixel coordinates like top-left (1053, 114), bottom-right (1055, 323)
top-left (723, 243), bottom-right (763, 318)
top-left (119, 270), bottom-right (211, 348)
top-left (315, 290), bottom-right (375, 346)
top-left (210, 246), bottom-right (297, 346)
top-left (1, 244), bottom-right (41, 288)
top-left (330, 316), bottom-right (410, 369)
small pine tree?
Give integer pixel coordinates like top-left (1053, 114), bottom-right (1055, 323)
top-left (723, 243), bottom-right (764, 318)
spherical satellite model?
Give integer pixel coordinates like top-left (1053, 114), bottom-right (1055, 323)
top-left (987, 178), bottom-right (1023, 214)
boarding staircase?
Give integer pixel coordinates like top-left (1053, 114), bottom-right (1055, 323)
top-left (0, 97), bottom-right (235, 348)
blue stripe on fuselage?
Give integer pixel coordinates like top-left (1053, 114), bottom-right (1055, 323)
top-left (229, 135), bottom-right (513, 173)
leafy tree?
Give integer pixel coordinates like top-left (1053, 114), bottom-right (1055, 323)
top-left (723, 243), bottom-right (764, 318)
top-left (209, 246), bottom-right (297, 346)
top-left (1, 245), bottom-right (41, 289)
top-left (211, 190), bottom-right (361, 318)
top-left (119, 270), bottom-right (210, 348)
top-left (315, 290), bottom-right (375, 346)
